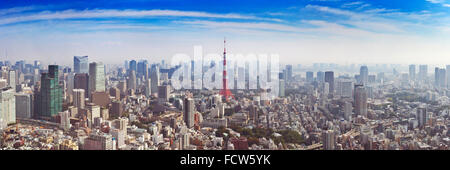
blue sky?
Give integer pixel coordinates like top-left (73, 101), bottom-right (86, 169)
top-left (1, 0), bottom-right (450, 66)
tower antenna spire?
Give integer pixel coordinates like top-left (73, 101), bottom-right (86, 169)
top-left (220, 37), bottom-right (233, 101)
top-left (224, 37), bottom-right (226, 53)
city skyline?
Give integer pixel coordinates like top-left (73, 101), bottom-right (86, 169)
top-left (2, 0), bottom-right (450, 153)
top-left (1, 0), bottom-right (450, 65)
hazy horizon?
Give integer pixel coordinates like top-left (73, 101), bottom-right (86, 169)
top-left (1, 0), bottom-right (450, 65)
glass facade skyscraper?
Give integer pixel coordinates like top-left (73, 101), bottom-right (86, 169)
top-left (89, 62), bottom-right (106, 96)
top-left (38, 65), bottom-right (63, 119)
top-left (74, 56), bottom-right (89, 73)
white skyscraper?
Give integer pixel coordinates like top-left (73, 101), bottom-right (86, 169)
top-left (0, 87), bottom-right (16, 124)
top-left (59, 111), bottom-right (71, 131)
top-left (73, 89), bottom-right (85, 109)
top-left (343, 101), bottom-right (352, 121)
top-left (8, 70), bottom-right (15, 90)
top-left (354, 85), bottom-right (367, 117)
top-left (144, 78), bottom-right (151, 98)
top-left (89, 62), bottom-right (106, 97)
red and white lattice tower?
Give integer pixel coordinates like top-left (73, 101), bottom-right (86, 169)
top-left (219, 38), bottom-right (233, 101)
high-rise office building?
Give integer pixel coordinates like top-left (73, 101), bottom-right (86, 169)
top-left (67, 73), bottom-right (75, 96)
top-left (59, 111), bottom-right (71, 131)
top-left (286, 65), bottom-right (292, 81)
top-left (118, 81), bottom-right (126, 95)
top-left (338, 81), bottom-right (353, 98)
top-left (111, 100), bottom-right (123, 118)
top-left (74, 73), bottom-right (89, 97)
top-left (38, 65), bottom-right (63, 119)
top-left (417, 107), bottom-right (428, 128)
top-left (127, 70), bottom-right (137, 90)
top-left (306, 71), bottom-right (314, 82)
top-left (137, 60), bottom-right (148, 78)
top-left (434, 67), bottom-right (447, 88)
top-left (279, 79), bottom-right (285, 97)
top-left (324, 71), bottom-right (334, 94)
top-left (354, 85), bottom-right (367, 117)
top-left (343, 101), bottom-right (352, 121)
top-left (151, 65), bottom-right (160, 95)
top-left (437, 68), bottom-right (446, 88)
top-left (73, 89), bottom-right (85, 109)
top-left (129, 60), bottom-right (137, 72)
top-left (88, 62), bottom-right (106, 96)
top-left (158, 85), bottom-right (170, 102)
top-left (447, 65), bottom-right (450, 89)
top-left (74, 56), bottom-right (89, 73)
top-left (418, 65), bottom-right (428, 82)
top-left (409, 64), bottom-right (416, 81)
top-left (360, 66), bottom-right (368, 85)
top-left (124, 60), bottom-right (129, 70)
top-left (15, 93), bottom-right (32, 119)
top-left (144, 79), bottom-right (151, 98)
top-left (435, 67), bottom-right (439, 86)
top-left (184, 98), bottom-right (195, 128)
top-left (86, 103), bottom-right (101, 124)
top-left (109, 87), bottom-right (120, 100)
top-left (0, 87), bottom-right (16, 124)
top-left (322, 130), bottom-right (335, 150)
top-left (7, 70), bottom-right (15, 90)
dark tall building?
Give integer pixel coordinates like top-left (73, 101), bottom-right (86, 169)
top-left (37, 65), bottom-right (63, 119)
top-left (111, 100), bottom-right (123, 118)
top-left (417, 107), bottom-right (428, 128)
top-left (324, 71), bottom-right (334, 94)
top-left (184, 98), bottom-right (195, 128)
top-left (137, 60), bottom-right (148, 78)
top-left (129, 60), bottom-right (137, 73)
top-left (74, 73), bottom-right (89, 97)
top-left (74, 56), bottom-right (89, 73)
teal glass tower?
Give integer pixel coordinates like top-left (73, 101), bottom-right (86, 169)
top-left (38, 65), bottom-right (63, 119)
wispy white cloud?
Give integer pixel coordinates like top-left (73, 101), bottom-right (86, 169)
top-left (177, 20), bottom-right (304, 33)
top-left (342, 1), bottom-right (364, 8)
top-left (426, 0), bottom-right (450, 7)
top-left (178, 20), bottom-right (381, 39)
top-left (0, 6), bottom-right (37, 16)
top-left (305, 4), bottom-right (358, 18)
top-left (303, 3), bottom-right (449, 35)
top-left (0, 9), bottom-right (280, 26)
